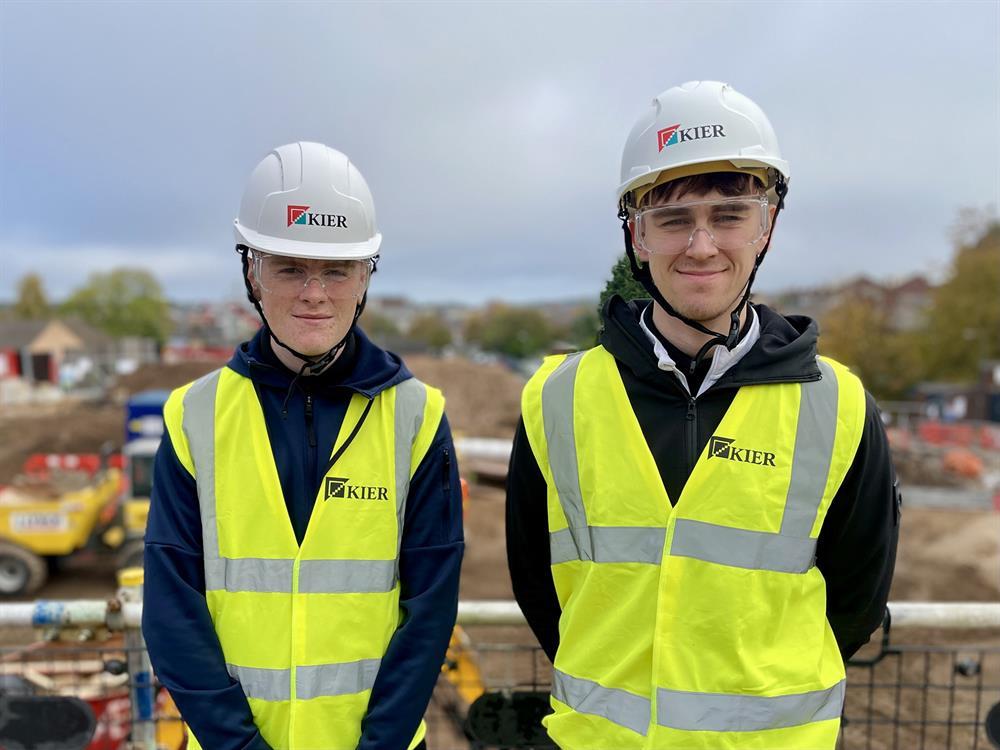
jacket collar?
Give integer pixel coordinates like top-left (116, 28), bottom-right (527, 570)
top-left (599, 295), bottom-right (821, 394)
top-left (638, 304), bottom-right (761, 397)
top-left (227, 325), bottom-right (412, 399)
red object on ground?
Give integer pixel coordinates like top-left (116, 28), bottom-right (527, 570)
top-left (86, 693), bottom-right (131, 750)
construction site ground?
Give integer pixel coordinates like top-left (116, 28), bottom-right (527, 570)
top-left (0, 355), bottom-right (997, 617)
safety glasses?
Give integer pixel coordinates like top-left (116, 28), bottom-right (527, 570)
top-left (634, 195), bottom-right (770, 255)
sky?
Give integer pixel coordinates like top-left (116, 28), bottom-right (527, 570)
top-left (1, 0), bottom-right (998, 306)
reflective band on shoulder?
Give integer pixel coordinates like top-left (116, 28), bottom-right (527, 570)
top-left (206, 557), bottom-right (294, 593)
top-left (298, 559), bottom-right (396, 593)
top-left (182, 370), bottom-right (224, 586)
top-left (393, 379), bottom-right (428, 563)
top-left (670, 519), bottom-right (817, 574)
top-left (552, 669), bottom-right (650, 736)
top-left (780, 358), bottom-right (839, 537)
top-left (297, 658), bottom-right (382, 700)
top-left (228, 663), bottom-right (290, 702)
top-left (656, 680), bottom-right (845, 732)
top-left (542, 353), bottom-right (590, 559)
top-left (550, 526), bottom-right (666, 565)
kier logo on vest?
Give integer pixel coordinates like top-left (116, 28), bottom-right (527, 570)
top-left (708, 435), bottom-right (776, 467)
top-left (324, 476), bottom-right (390, 501)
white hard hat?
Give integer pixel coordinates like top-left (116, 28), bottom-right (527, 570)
top-left (234, 142), bottom-right (382, 260)
top-left (617, 81), bottom-right (789, 207)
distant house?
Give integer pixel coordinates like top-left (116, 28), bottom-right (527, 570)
top-left (0, 318), bottom-right (115, 384)
top-left (761, 275), bottom-right (933, 332)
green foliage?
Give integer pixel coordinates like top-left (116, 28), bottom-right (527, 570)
top-left (14, 274), bottom-right (49, 319)
top-left (407, 312), bottom-right (452, 353)
top-left (920, 220), bottom-right (1000, 381)
top-left (61, 268), bottom-right (172, 344)
top-left (818, 293), bottom-right (922, 400)
top-left (820, 216), bottom-right (1000, 398)
top-left (598, 254), bottom-right (647, 315)
top-left (568, 308), bottom-right (601, 349)
top-left (465, 303), bottom-right (555, 358)
top-left (360, 309), bottom-right (401, 341)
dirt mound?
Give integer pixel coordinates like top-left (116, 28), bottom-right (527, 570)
top-left (0, 355), bottom-right (525, 485)
top-left (0, 401), bottom-right (122, 484)
top-left (116, 361), bottom-right (221, 395)
top-left (890, 507), bottom-right (1000, 601)
top-left (405, 355), bottom-right (525, 439)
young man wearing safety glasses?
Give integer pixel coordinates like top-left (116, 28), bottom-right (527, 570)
top-left (143, 142), bottom-right (463, 750)
top-left (507, 82), bottom-right (899, 749)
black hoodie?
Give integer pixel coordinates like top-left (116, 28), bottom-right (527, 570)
top-left (506, 296), bottom-right (899, 663)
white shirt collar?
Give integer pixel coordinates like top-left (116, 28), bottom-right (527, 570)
top-left (638, 304), bottom-right (761, 398)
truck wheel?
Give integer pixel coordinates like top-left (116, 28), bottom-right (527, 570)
top-left (0, 542), bottom-right (47, 596)
top-left (117, 540), bottom-right (145, 572)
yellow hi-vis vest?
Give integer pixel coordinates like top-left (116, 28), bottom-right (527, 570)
top-left (163, 367), bottom-right (445, 750)
top-left (521, 347), bottom-right (865, 750)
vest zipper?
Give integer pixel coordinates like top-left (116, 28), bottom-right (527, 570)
top-left (686, 397), bottom-right (697, 473)
top-left (305, 394), bottom-right (316, 448)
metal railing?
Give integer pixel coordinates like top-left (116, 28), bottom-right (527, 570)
top-left (1, 599), bottom-right (997, 749)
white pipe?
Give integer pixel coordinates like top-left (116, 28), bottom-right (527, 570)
top-left (887, 601), bottom-right (1000, 629)
top-left (0, 600), bottom-right (997, 630)
top-left (456, 600), bottom-right (1000, 629)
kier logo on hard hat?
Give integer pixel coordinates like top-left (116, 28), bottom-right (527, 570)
top-left (286, 204), bottom-right (349, 229)
top-left (657, 123), bottom-right (727, 152)
top-left (287, 205), bottom-right (310, 226)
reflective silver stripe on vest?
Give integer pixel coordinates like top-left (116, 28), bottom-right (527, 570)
top-left (228, 659), bottom-right (384, 702)
top-left (206, 557), bottom-right (293, 593)
top-left (183, 370), bottom-right (223, 588)
top-left (183, 372), bottom-right (425, 595)
top-left (669, 359), bottom-right (840, 573)
top-left (781, 358), bottom-right (839, 537)
top-left (552, 669), bottom-right (650, 736)
top-left (542, 353), bottom-right (590, 561)
top-left (393, 379), bottom-right (428, 565)
top-left (297, 658), bottom-right (382, 700)
top-left (656, 680), bottom-right (845, 732)
top-left (669, 519), bottom-right (816, 574)
top-left (298, 559), bottom-right (396, 593)
top-left (228, 663), bottom-right (290, 702)
top-left (550, 526), bottom-right (666, 565)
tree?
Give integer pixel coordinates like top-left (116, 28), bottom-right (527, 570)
top-left (818, 292), bottom-right (921, 401)
top-left (14, 274), bottom-right (49, 319)
top-left (920, 220), bottom-right (1000, 382)
top-left (568, 308), bottom-right (601, 349)
top-left (407, 312), bottom-right (452, 353)
top-left (359, 309), bottom-right (401, 341)
top-left (598, 254), bottom-right (647, 314)
top-left (61, 268), bottom-right (172, 345)
top-left (464, 303), bottom-right (555, 358)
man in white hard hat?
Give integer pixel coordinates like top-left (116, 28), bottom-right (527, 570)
top-left (507, 82), bottom-right (899, 748)
top-left (143, 142), bottom-right (463, 750)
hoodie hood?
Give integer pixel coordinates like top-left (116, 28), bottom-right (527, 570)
top-left (228, 325), bottom-right (411, 399)
top-left (599, 295), bottom-right (821, 389)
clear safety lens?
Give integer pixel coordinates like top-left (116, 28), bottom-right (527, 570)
top-left (635, 195), bottom-right (769, 255)
top-left (254, 254), bottom-right (371, 299)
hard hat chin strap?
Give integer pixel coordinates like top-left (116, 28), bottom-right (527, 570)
top-left (620, 177), bottom-right (788, 375)
top-left (237, 245), bottom-right (375, 375)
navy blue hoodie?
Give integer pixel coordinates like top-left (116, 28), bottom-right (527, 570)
top-left (143, 326), bottom-right (464, 750)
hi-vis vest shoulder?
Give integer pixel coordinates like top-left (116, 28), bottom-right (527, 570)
top-left (163, 367), bottom-right (444, 750)
top-left (521, 347), bottom-right (865, 750)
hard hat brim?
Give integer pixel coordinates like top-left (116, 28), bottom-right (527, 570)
top-left (234, 220), bottom-right (382, 260)
top-left (617, 155), bottom-right (790, 204)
